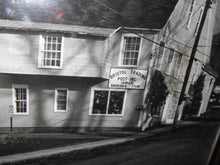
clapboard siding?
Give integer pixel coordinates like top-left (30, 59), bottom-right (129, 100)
top-left (0, 74), bottom-right (141, 128)
top-left (0, 32), bottom-right (107, 77)
top-left (0, 31), bottom-right (155, 78)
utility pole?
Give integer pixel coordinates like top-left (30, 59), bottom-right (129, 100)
top-left (173, 0), bottom-right (212, 126)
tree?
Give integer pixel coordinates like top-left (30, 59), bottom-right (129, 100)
top-left (145, 70), bottom-right (169, 116)
top-left (188, 73), bottom-right (206, 116)
top-left (210, 34), bottom-right (220, 84)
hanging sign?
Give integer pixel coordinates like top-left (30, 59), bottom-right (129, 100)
top-left (109, 68), bottom-right (148, 89)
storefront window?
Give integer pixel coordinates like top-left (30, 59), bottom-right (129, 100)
top-left (91, 90), bottom-right (126, 115)
top-left (108, 91), bottom-right (125, 114)
top-left (92, 90), bottom-right (108, 114)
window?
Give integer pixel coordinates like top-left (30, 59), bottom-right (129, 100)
top-left (119, 34), bottom-right (142, 66)
top-left (166, 49), bottom-right (174, 74)
top-left (90, 89), bottom-right (126, 115)
top-left (55, 89), bottom-right (68, 112)
top-left (194, 7), bottom-right (204, 36)
top-left (38, 35), bottom-right (63, 68)
top-left (177, 53), bottom-right (182, 67)
top-left (155, 42), bottom-right (165, 69)
top-left (186, 0), bottom-right (196, 28)
top-left (191, 61), bottom-right (199, 83)
top-left (174, 53), bottom-right (183, 78)
top-left (12, 84), bottom-right (29, 115)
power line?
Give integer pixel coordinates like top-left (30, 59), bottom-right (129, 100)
top-left (95, 0), bottom-right (208, 57)
top-left (173, 0), bottom-right (211, 126)
top-left (163, 2), bottom-right (206, 45)
top-left (93, 0), bottom-right (211, 59)
top-left (70, 0), bottom-right (192, 57)
top-left (93, 0), bottom-right (154, 30)
top-left (164, 1), bottom-right (206, 39)
top-left (122, 27), bottom-right (190, 57)
top-left (94, 0), bottom-right (193, 50)
top-left (71, 0), bottom-right (211, 64)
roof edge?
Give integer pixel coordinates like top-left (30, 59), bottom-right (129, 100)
top-left (0, 19), bottom-right (116, 37)
top-left (202, 64), bottom-right (219, 78)
top-left (0, 19), bottom-right (161, 37)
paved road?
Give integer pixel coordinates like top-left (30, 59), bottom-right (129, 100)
top-left (25, 122), bottom-right (220, 165)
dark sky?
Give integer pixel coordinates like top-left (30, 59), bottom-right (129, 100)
top-left (0, 0), bottom-right (178, 29)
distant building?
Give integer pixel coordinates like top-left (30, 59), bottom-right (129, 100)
top-left (0, 0), bottom-right (217, 132)
top-left (156, 0), bottom-right (218, 123)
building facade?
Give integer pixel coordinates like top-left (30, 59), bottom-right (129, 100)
top-left (0, 20), bottom-right (158, 132)
top-left (150, 0), bottom-right (218, 125)
top-left (0, 0), bottom-right (217, 132)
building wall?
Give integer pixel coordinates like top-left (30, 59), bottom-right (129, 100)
top-left (0, 32), bottom-right (106, 77)
top-left (0, 73), bottom-right (145, 129)
top-left (0, 30), bottom-right (154, 78)
top-left (0, 28), bottom-right (154, 130)
top-left (149, 0), bottom-right (217, 124)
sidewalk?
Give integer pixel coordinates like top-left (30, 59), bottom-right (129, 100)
top-left (0, 121), bottom-right (200, 165)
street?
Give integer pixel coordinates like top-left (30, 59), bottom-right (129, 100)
top-left (23, 122), bottom-right (220, 165)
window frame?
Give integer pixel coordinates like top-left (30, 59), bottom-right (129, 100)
top-left (118, 33), bottom-right (143, 67)
top-left (89, 88), bottom-right (127, 116)
top-left (176, 53), bottom-right (182, 67)
top-left (186, 0), bottom-right (196, 29)
top-left (155, 41), bottom-right (165, 70)
top-left (174, 53), bottom-right (183, 78)
top-left (54, 88), bottom-right (68, 112)
top-left (194, 7), bottom-right (204, 36)
top-left (165, 48), bottom-right (174, 74)
top-left (12, 84), bottom-right (29, 115)
top-left (38, 34), bottom-right (64, 69)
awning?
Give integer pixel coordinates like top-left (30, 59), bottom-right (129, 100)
top-left (202, 64), bottom-right (219, 78)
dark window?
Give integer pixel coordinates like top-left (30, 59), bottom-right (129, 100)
top-left (92, 90), bottom-right (125, 115)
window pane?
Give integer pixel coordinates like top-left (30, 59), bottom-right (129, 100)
top-left (48, 36), bottom-right (51, 42)
top-left (57, 52), bottom-right (61, 59)
top-left (57, 101), bottom-right (66, 110)
top-left (177, 53), bottom-right (182, 66)
top-left (21, 89), bottom-right (27, 100)
top-left (168, 49), bottom-right (174, 63)
top-left (133, 59), bottom-right (137, 65)
top-left (92, 91), bottom-right (108, 114)
top-left (21, 101), bottom-right (27, 113)
top-left (52, 44), bottom-right (56, 51)
top-left (51, 60), bottom-right (55, 66)
top-left (48, 43), bottom-right (51, 50)
top-left (57, 44), bottom-right (61, 51)
top-left (56, 60), bottom-right (60, 66)
top-left (58, 37), bottom-right (62, 43)
top-left (52, 37), bottom-right (57, 42)
top-left (108, 91), bottom-right (125, 114)
top-left (52, 52), bottom-right (56, 58)
top-left (46, 59), bottom-right (50, 66)
top-left (158, 42), bottom-right (165, 55)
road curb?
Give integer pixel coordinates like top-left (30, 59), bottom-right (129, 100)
top-left (0, 123), bottom-right (198, 164)
top-left (0, 138), bottom-right (136, 164)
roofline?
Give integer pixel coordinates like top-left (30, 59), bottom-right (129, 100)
top-left (121, 27), bottom-right (161, 34)
top-left (202, 64), bottom-right (219, 78)
top-left (0, 19), bottom-right (114, 37)
top-left (0, 19), bottom-right (160, 37)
